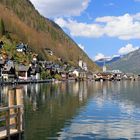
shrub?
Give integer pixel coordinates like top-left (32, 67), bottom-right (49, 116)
top-left (54, 74), bottom-right (62, 81)
top-left (41, 70), bottom-right (47, 80)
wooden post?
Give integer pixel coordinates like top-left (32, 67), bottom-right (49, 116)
top-left (17, 107), bottom-right (21, 132)
top-left (8, 89), bottom-right (16, 126)
top-left (6, 108), bottom-right (10, 140)
top-left (16, 88), bottom-right (24, 131)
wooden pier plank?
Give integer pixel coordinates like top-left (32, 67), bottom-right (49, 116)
top-left (0, 105), bottom-right (24, 139)
top-left (0, 129), bottom-right (18, 139)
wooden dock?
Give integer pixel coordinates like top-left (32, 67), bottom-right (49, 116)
top-left (0, 105), bottom-right (24, 140)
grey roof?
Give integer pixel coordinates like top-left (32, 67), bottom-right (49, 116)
top-left (16, 43), bottom-right (27, 50)
top-left (3, 65), bottom-right (14, 72)
top-left (16, 65), bottom-right (30, 72)
top-left (45, 48), bottom-right (52, 51)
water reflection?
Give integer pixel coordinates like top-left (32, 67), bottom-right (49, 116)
top-left (58, 81), bottom-right (140, 139)
top-left (0, 81), bottom-right (140, 139)
top-left (23, 82), bottom-right (94, 140)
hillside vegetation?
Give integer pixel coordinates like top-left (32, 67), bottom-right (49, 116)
top-left (0, 0), bottom-right (99, 71)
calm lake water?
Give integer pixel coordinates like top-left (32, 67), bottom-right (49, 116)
top-left (1, 81), bottom-right (140, 139)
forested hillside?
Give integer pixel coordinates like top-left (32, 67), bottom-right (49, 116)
top-left (0, 0), bottom-right (99, 71)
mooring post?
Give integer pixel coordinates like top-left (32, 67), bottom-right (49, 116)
top-left (8, 89), bottom-right (16, 127)
top-left (6, 108), bottom-right (10, 140)
top-left (16, 88), bottom-right (24, 132)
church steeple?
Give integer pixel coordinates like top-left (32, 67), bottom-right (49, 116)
top-left (103, 58), bottom-right (107, 72)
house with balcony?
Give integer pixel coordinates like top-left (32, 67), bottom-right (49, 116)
top-left (16, 65), bottom-right (32, 80)
top-left (1, 65), bottom-right (16, 81)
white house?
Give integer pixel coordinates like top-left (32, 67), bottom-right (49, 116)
top-left (73, 69), bottom-right (87, 79)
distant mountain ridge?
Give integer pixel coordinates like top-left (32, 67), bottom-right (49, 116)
top-left (0, 0), bottom-right (99, 71)
top-left (108, 49), bottom-right (140, 74)
top-left (95, 55), bottom-right (121, 67)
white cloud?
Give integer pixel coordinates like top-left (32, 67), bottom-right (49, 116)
top-left (30, 0), bottom-right (90, 18)
top-left (78, 44), bottom-right (85, 50)
top-left (94, 44), bottom-right (139, 61)
top-left (97, 14), bottom-right (140, 40)
top-left (55, 18), bottom-right (104, 38)
top-left (55, 13), bottom-right (140, 40)
top-left (94, 53), bottom-right (105, 61)
top-left (118, 44), bottom-right (139, 55)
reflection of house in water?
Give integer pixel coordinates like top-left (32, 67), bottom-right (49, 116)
top-left (102, 83), bottom-right (108, 95)
top-left (78, 82), bottom-right (88, 102)
top-left (73, 82), bottom-right (79, 95)
top-left (23, 84), bottom-right (41, 111)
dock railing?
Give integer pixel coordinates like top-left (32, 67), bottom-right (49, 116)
top-left (0, 105), bottom-right (24, 139)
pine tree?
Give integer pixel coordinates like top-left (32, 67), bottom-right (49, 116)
top-left (0, 19), bottom-right (5, 36)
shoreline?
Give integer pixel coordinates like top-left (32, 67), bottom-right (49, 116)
top-left (0, 79), bottom-right (53, 86)
top-left (0, 78), bottom-right (138, 87)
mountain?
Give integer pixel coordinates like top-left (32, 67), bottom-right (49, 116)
top-left (0, 0), bottom-right (99, 71)
top-left (108, 49), bottom-right (140, 74)
top-left (95, 55), bottom-right (121, 67)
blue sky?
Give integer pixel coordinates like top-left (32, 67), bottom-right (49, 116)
top-left (30, 0), bottom-right (140, 60)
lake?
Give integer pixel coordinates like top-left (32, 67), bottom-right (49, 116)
top-left (1, 81), bottom-right (140, 139)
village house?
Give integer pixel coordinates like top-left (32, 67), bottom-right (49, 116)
top-left (30, 64), bottom-right (41, 80)
top-left (122, 73), bottom-right (135, 80)
top-left (66, 67), bottom-right (75, 80)
top-left (43, 61), bottom-right (53, 70)
top-left (93, 72), bottom-right (114, 81)
top-left (93, 73), bottom-right (102, 81)
top-left (111, 70), bottom-right (123, 80)
top-left (73, 69), bottom-right (87, 80)
top-left (16, 43), bottom-right (27, 53)
top-left (16, 65), bottom-right (32, 80)
top-left (1, 65), bottom-right (16, 81)
top-left (45, 48), bottom-right (53, 56)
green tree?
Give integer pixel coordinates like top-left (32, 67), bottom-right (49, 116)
top-left (41, 70), bottom-right (48, 80)
top-left (0, 19), bottom-right (5, 36)
top-left (54, 74), bottom-right (62, 81)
